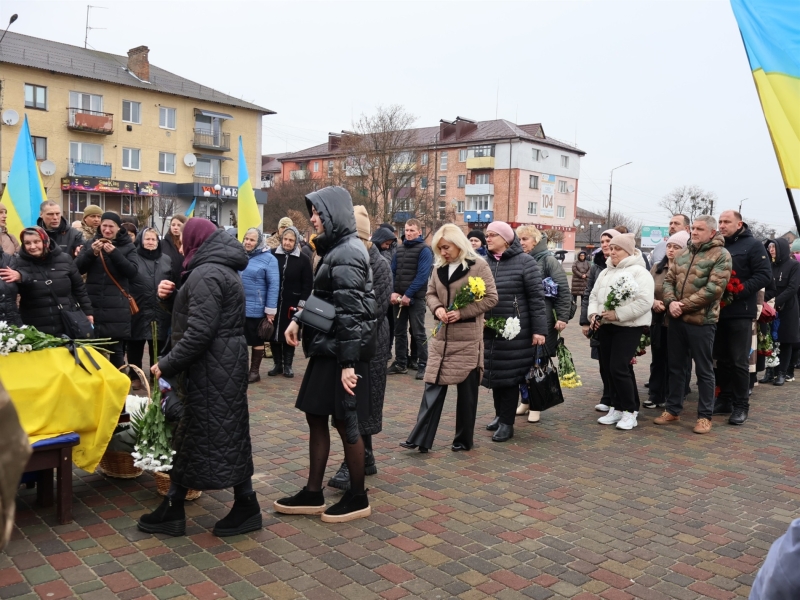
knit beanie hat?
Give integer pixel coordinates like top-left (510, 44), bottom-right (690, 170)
top-left (666, 230), bottom-right (690, 249)
top-left (467, 229), bottom-right (487, 247)
top-left (600, 228), bottom-right (619, 240)
top-left (278, 217), bottom-right (293, 229)
top-left (610, 233), bottom-right (636, 256)
top-left (100, 211), bottom-right (122, 227)
top-left (486, 221), bottom-right (515, 244)
top-left (791, 238), bottom-right (800, 253)
top-left (83, 205), bottom-right (103, 218)
top-left (354, 205), bottom-right (371, 242)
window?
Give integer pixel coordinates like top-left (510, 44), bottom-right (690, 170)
top-left (122, 148), bottom-right (141, 170)
top-left (561, 155), bottom-right (569, 168)
top-left (24, 84), bottom-right (46, 110)
top-left (328, 160), bottom-right (334, 177)
top-left (439, 176), bottom-right (447, 196)
top-left (532, 148), bottom-right (540, 161)
top-left (440, 152), bottom-right (448, 171)
top-left (529, 175), bottom-right (539, 189)
top-left (527, 202), bottom-right (538, 216)
top-left (195, 158), bottom-right (221, 180)
top-left (468, 195), bottom-right (493, 211)
top-left (558, 180), bottom-right (568, 193)
top-left (420, 177), bottom-right (428, 190)
top-left (31, 136), bottom-right (47, 160)
top-left (456, 201), bottom-right (465, 213)
top-left (438, 200), bottom-right (447, 220)
top-left (457, 175), bottom-right (466, 188)
top-left (475, 173), bottom-right (490, 185)
top-left (69, 191), bottom-right (102, 213)
top-left (159, 106), bottom-right (176, 129)
top-left (458, 149), bottom-right (467, 162)
top-left (159, 152), bottom-right (176, 174)
top-left (121, 195), bottom-right (136, 216)
top-left (557, 206), bottom-right (566, 219)
top-left (122, 100), bottom-right (141, 124)
top-left (313, 161), bottom-right (319, 173)
top-left (69, 91), bottom-right (102, 112)
top-left (420, 152), bottom-right (428, 166)
top-left (472, 145), bottom-right (495, 158)
top-left (69, 141), bottom-right (103, 164)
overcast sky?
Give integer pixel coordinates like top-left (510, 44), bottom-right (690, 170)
top-left (3, 0), bottom-right (793, 232)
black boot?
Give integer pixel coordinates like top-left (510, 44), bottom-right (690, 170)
top-left (248, 348), bottom-right (263, 383)
top-left (486, 416), bottom-right (501, 431)
top-left (728, 408), bottom-right (748, 425)
top-left (759, 367), bottom-right (774, 384)
top-left (267, 343), bottom-right (283, 376)
top-left (713, 396), bottom-right (733, 415)
top-left (774, 373), bottom-right (786, 386)
top-left (492, 423), bottom-right (514, 442)
top-left (212, 492), bottom-right (262, 537)
top-left (327, 463), bottom-right (350, 490)
top-left (283, 344), bottom-right (295, 378)
top-left (320, 489), bottom-right (371, 523)
top-left (364, 448), bottom-right (377, 476)
top-left (137, 496), bottom-right (186, 536)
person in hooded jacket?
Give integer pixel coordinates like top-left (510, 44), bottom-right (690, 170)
top-left (1, 227), bottom-right (92, 334)
top-left (37, 201), bottom-right (84, 258)
top-left (467, 229), bottom-right (488, 257)
top-left (239, 228), bottom-right (280, 383)
top-left (274, 186), bottom-right (377, 524)
top-left (0, 245), bottom-right (23, 327)
top-left (482, 221), bottom-right (547, 443)
top-left (571, 250), bottom-right (591, 302)
top-left (0, 202), bottom-right (19, 256)
top-left (127, 228), bottom-right (173, 389)
top-left (765, 238), bottom-right (800, 386)
top-left (138, 218), bottom-right (258, 538)
top-left (369, 225), bottom-right (397, 358)
top-left (75, 212), bottom-right (138, 368)
top-left (269, 225), bottom-right (313, 378)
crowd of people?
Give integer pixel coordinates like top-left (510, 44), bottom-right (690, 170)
top-left (0, 190), bottom-right (795, 537)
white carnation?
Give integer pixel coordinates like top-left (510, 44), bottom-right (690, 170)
top-left (502, 317), bottom-right (521, 340)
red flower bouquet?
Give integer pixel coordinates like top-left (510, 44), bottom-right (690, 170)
top-left (720, 270), bottom-right (745, 308)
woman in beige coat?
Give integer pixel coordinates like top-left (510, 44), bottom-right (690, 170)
top-left (400, 224), bottom-right (498, 452)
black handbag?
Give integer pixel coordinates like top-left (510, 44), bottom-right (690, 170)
top-left (43, 278), bottom-right (94, 340)
top-left (296, 293), bottom-right (335, 333)
top-left (527, 347), bottom-right (564, 412)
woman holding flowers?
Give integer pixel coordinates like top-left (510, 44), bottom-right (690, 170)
top-left (588, 233), bottom-right (654, 431)
top-left (764, 238), bottom-right (800, 386)
top-left (400, 224), bottom-right (497, 452)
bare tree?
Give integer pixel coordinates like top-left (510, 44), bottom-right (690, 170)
top-left (744, 217), bottom-right (777, 241)
top-left (659, 185), bottom-right (718, 222)
top-left (263, 179), bottom-right (317, 233)
top-left (607, 210), bottom-right (642, 237)
top-left (153, 196), bottom-right (176, 235)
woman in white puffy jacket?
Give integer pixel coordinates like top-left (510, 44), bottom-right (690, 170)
top-left (588, 233), bottom-right (654, 431)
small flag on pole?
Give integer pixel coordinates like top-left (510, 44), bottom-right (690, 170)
top-left (236, 136), bottom-right (262, 241)
top-left (185, 198), bottom-right (197, 218)
top-left (0, 115), bottom-right (47, 237)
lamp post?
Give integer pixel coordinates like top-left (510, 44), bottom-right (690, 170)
top-left (203, 183), bottom-right (222, 225)
top-left (606, 161), bottom-right (632, 225)
top-left (0, 13), bottom-right (17, 46)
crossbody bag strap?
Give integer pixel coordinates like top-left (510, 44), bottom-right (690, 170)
top-left (99, 251), bottom-right (133, 302)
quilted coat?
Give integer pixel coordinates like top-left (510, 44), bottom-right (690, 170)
top-left (482, 237), bottom-right (547, 389)
top-left (75, 229), bottom-right (138, 340)
top-left (571, 252), bottom-right (591, 297)
top-left (424, 257), bottom-right (498, 386)
top-left (129, 246), bottom-right (173, 341)
top-left (0, 251), bottom-right (22, 326)
top-left (301, 187), bottom-right (377, 366)
top-left (158, 229), bottom-right (252, 490)
top-left (530, 236), bottom-right (573, 356)
top-left (361, 242), bottom-right (393, 435)
top-left (240, 248), bottom-right (280, 319)
top-left (765, 238), bottom-right (800, 344)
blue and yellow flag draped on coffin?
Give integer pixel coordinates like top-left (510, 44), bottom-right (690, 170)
top-left (0, 115), bottom-right (47, 237)
top-left (731, 0), bottom-right (800, 188)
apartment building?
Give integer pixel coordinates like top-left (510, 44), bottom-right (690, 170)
top-left (0, 32), bottom-right (272, 228)
top-left (277, 117), bottom-right (585, 250)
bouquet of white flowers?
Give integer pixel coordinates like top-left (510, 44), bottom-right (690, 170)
top-left (485, 316), bottom-right (521, 340)
top-left (589, 274), bottom-right (639, 338)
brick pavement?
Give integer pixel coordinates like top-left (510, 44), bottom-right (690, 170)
top-left (2, 322), bottom-right (799, 599)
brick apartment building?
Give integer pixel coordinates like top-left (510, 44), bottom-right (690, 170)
top-left (277, 117), bottom-right (585, 250)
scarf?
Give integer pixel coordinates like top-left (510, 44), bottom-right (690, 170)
top-left (181, 218), bottom-right (218, 271)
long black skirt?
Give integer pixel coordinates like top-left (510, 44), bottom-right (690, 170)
top-left (295, 356), bottom-right (371, 421)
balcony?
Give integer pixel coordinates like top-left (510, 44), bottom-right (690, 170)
top-left (68, 160), bottom-right (112, 178)
top-left (67, 109), bottom-right (114, 134)
top-left (463, 210), bottom-right (494, 224)
top-left (193, 174), bottom-right (230, 186)
top-left (393, 211), bottom-right (414, 223)
top-left (290, 170), bottom-right (310, 180)
top-left (260, 177), bottom-right (273, 189)
top-left (193, 129), bottom-right (231, 152)
top-left (465, 183), bottom-right (494, 196)
top-left (393, 187), bottom-right (416, 200)
top-left (466, 156), bottom-right (495, 170)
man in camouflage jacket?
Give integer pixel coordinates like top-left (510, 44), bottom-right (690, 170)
top-left (656, 215), bottom-right (732, 434)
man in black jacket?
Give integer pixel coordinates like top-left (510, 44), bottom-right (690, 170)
top-left (714, 210), bottom-right (773, 425)
top-left (37, 201), bottom-right (83, 258)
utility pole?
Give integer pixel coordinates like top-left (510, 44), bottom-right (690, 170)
top-left (606, 162), bottom-right (632, 225)
top-left (739, 198), bottom-right (748, 213)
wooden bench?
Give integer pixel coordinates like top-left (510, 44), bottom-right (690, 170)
top-left (21, 433), bottom-right (80, 525)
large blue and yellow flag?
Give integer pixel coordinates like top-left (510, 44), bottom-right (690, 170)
top-left (237, 137), bottom-right (262, 241)
top-left (0, 115), bottom-right (47, 237)
top-left (731, 0), bottom-right (800, 188)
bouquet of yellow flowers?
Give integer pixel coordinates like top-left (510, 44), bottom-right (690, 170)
top-left (554, 311), bottom-right (581, 388)
top-left (428, 276), bottom-right (486, 341)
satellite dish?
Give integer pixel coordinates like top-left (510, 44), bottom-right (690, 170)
top-left (183, 153), bottom-right (197, 167)
top-left (567, 184), bottom-right (575, 193)
top-left (2, 109), bottom-right (19, 126)
top-left (540, 149), bottom-right (549, 159)
top-left (40, 160), bottom-right (57, 176)
top-left (572, 218), bottom-right (582, 227)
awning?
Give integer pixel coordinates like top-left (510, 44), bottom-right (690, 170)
top-left (195, 109), bottom-right (234, 120)
top-left (195, 153), bottom-right (233, 161)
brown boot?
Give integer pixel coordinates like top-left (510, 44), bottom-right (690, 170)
top-left (248, 347), bottom-right (263, 383)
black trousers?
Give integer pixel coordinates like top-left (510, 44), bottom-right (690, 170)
top-left (667, 320), bottom-right (716, 419)
top-left (713, 318), bottom-right (752, 411)
top-left (597, 325), bottom-right (643, 413)
top-left (406, 368), bottom-right (480, 449)
top-left (108, 340), bottom-right (125, 369)
top-left (648, 326), bottom-right (669, 404)
top-left (777, 342), bottom-right (795, 376)
top-left (127, 339), bottom-right (166, 377)
top-left (493, 385), bottom-right (520, 426)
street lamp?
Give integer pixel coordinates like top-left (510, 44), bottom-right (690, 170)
top-left (606, 161), bottom-right (632, 225)
top-left (203, 183), bottom-right (222, 224)
top-left (0, 14), bottom-right (18, 46)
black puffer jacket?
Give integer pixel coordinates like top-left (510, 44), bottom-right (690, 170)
top-left (15, 241), bottom-right (92, 335)
top-left (362, 242), bottom-right (392, 435)
top-left (161, 234), bottom-right (184, 288)
top-left (302, 186), bottom-right (377, 365)
top-left (159, 229), bottom-right (252, 490)
top-left (530, 236), bottom-right (572, 356)
top-left (0, 251), bottom-right (22, 326)
top-left (482, 237), bottom-right (547, 388)
top-left (580, 252), bottom-right (607, 352)
top-left (129, 245), bottom-right (173, 341)
top-left (721, 224), bottom-right (773, 321)
top-left (37, 216), bottom-right (83, 258)
top-left (765, 238), bottom-right (800, 344)
top-left (75, 229), bottom-right (138, 340)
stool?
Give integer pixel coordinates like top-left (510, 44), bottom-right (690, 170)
top-left (22, 433), bottom-right (80, 524)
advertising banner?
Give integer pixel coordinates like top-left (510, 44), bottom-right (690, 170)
top-left (540, 174), bottom-right (556, 217)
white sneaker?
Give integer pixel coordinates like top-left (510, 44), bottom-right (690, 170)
top-left (527, 410), bottom-right (541, 423)
top-left (595, 403), bottom-right (610, 412)
top-left (633, 411), bottom-right (639, 427)
top-left (598, 408), bottom-right (622, 424)
top-left (616, 411), bottom-right (638, 430)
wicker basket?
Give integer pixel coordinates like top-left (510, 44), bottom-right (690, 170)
top-left (97, 364), bottom-right (151, 479)
top-left (153, 471), bottom-right (202, 501)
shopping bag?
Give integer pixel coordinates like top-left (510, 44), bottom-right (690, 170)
top-left (527, 347), bottom-right (564, 412)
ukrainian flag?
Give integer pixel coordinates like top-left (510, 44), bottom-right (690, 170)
top-left (236, 136), bottom-right (262, 242)
top-left (0, 115), bottom-right (47, 237)
top-left (731, 0), bottom-right (800, 188)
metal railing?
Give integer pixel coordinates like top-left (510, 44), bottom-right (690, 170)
top-left (67, 108), bottom-right (114, 134)
top-left (193, 174), bottom-right (229, 186)
top-left (193, 129), bottom-right (231, 151)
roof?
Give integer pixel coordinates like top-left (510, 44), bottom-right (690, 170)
top-left (261, 158), bottom-right (283, 173)
top-left (279, 119), bottom-right (585, 162)
top-left (0, 32), bottom-right (274, 114)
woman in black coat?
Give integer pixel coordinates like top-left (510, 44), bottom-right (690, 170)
top-left (765, 238), bottom-right (800, 386)
top-left (482, 221), bottom-right (547, 443)
top-left (3, 228), bottom-right (92, 334)
top-left (274, 186), bottom-right (377, 524)
top-left (138, 218), bottom-right (258, 539)
top-left (161, 215), bottom-right (186, 287)
top-left (75, 213), bottom-right (138, 368)
top-left (269, 225), bottom-right (313, 378)
top-left (127, 228), bottom-right (173, 388)
top-left (0, 248), bottom-right (22, 327)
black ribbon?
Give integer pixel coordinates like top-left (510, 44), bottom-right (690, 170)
top-left (61, 336), bottom-right (101, 374)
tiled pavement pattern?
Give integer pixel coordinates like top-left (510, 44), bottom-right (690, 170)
top-left (2, 322), bottom-right (800, 600)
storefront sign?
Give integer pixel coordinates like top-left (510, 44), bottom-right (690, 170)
top-left (61, 177), bottom-right (136, 194)
top-left (540, 174), bottom-right (556, 218)
top-left (640, 226), bottom-right (666, 249)
top-left (198, 184), bottom-right (238, 199)
top-left (137, 181), bottom-right (160, 196)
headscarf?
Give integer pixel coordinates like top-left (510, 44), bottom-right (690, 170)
top-left (243, 227), bottom-right (264, 258)
top-left (19, 227), bottom-right (51, 260)
top-left (274, 226), bottom-right (301, 257)
top-left (181, 218), bottom-right (218, 271)
top-left (137, 227), bottom-right (163, 260)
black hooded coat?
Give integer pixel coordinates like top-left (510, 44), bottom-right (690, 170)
top-left (129, 241), bottom-right (173, 341)
top-left (765, 238), bottom-right (800, 344)
top-left (37, 216), bottom-right (84, 258)
top-left (158, 230), bottom-right (252, 490)
top-left (0, 250), bottom-right (22, 327)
